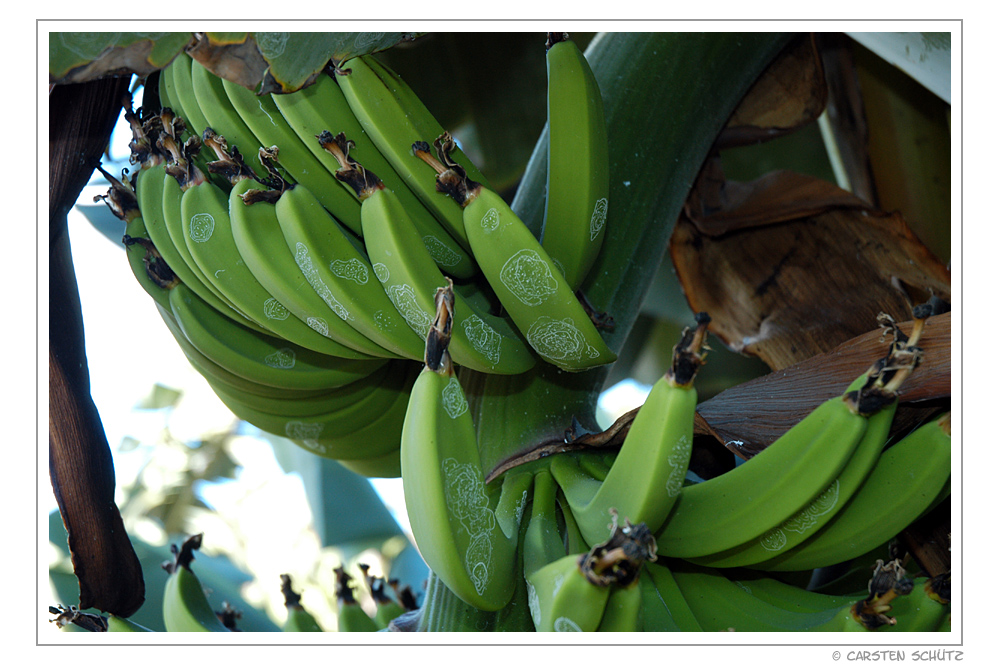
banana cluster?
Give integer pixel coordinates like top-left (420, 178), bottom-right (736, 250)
top-left (399, 295), bottom-right (950, 631)
top-left (99, 34), bottom-right (615, 477)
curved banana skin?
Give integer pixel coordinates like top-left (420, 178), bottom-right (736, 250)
top-left (107, 615), bottom-right (155, 632)
top-left (751, 412), bottom-right (952, 572)
top-left (876, 578), bottom-right (948, 632)
top-left (726, 573), bottom-right (865, 614)
top-left (270, 76), bottom-right (477, 278)
top-left (136, 163), bottom-right (261, 332)
top-left (182, 171), bottom-right (383, 360)
top-left (221, 76), bottom-right (364, 232)
top-left (400, 301), bottom-right (530, 610)
top-left (656, 384), bottom-right (874, 559)
top-left (522, 469), bottom-right (566, 581)
top-left (338, 447), bottom-right (403, 479)
top-left (207, 357), bottom-right (418, 462)
top-left (167, 281), bottom-right (385, 391)
top-left (274, 183), bottom-right (424, 361)
top-left (550, 315), bottom-right (708, 545)
top-left (165, 52), bottom-right (213, 144)
top-left (690, 397), bottom-right (899, 568)
top-left (335, 55), bottom-right (492, 248)
top-left (188, 58), bottom-right (270, 180)
top-left (229, 178), bottom-right (396, 360)
top-left (640, 563), bottom-right (702, 631)
top-left (162, 534), bottom-right (230, 632)
top-left (542, 34), bottom-right (610, 291)
top-left (526, 553), bottom-right (611, 632)
top-left (459, 181), bottom-right (616, 372)
top-left (345, 156), bottom-right (535, 375)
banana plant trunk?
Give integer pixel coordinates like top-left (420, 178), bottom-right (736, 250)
top-left (420, 32), bottom-right (795, 630)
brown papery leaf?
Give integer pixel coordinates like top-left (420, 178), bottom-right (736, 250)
top-left (718, 33), bottom-right (828, 149)
top-left (693, 312), bottom-right (950, 460)
top-left (670, 170), bottom-right (951, 370)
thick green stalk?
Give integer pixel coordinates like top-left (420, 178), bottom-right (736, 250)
top-left (472, 32), bottom-right (795, 475)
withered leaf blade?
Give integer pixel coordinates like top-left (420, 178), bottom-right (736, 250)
top-left (693, 312), bottom-right (950, 459)
top-left (670, 169), bottom-right (951, 370)
top-left (718, 33), bottom-right (828, 149)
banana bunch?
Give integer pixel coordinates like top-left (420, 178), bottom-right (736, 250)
top-left (100, 33), bottom-right (618, 476)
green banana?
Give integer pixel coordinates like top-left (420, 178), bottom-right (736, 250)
top-left (542, 33), bottom-right (610, 291)
top-left (522, 469), bottom-right (566, 581)
top-left (162, 534), bottom-right (230, 632)
top-left (655, 363), bottom-right (904, 559)
top-left (526, 552), bottom-right (611, 632)
top-left (640, 563), bottom-right (702, 631)
top-left (188, 57), bottom-right (270, 180)
top-left (725, 572), bottom-right (866, 614)
top-left (334, 566), bottom-right (378, 632)
top-left (221, 74), bottom-right (364, 231)
top-left (181, 137), bottom-right (385, 362)
top-left (228, 178), bottom-right (391, 359)
top-left (752, 411), bottom-right (952, 572)
top-left (269, 73), bottom-right (478, 277)
top-left (550, 314), bottom-right (709, 546)
top-left (338, 448), bottom-right (403, 479)
top-left (335, 54), bottom-right (492, 249)
top-left (274, 182), bottom-right (425, 361)
top-left (166, 281), bottom-right (385, 391)
top-left (206, 356), bottom-right (418, 462)
top-left (280, 574), bottom-right (324, 632)
top-left (399, 288), bottom-right (531, 610)
top-left (329, 136), bottom-right (535, 375)
top-left (418, 136), bottom-right (616, 372)
top-left (690, 396), bottom-right (899, 568)
top-left (229, 178), bottom-right (397, 360)
top-left (165, 52), bottom-right (213, 144)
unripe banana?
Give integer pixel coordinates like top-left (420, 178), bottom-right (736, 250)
top-left (656, 361), bottom-right (910, 559)
top-left (521, 469), bottom-right (565, 581)
top-left (550, 314), bottom-right (709, 546)
top-left (335, 54), bottom-right (492, 249)
top-left (162, 534), bottom-right (230, 632)
top-left (329, 135), bottom-right (535, 375)
top-left (542, 33), bottom-right (610, 291)
top-left (526, 552), bottom-right (611, 632)
top-left (596, 582), bottom-right (643, 632)
top-left (273, 182), bottom-right (425, 361)
top-left (399, 286), bottom-right (530, 610)
top-left (416, 136), bottom-right (616, 372)
top-left (752, 411), bottom-right (952, 572)
top-left (164, 52), bottom-right (213, 145)
top-left (228, 177), bottom-right (394, 360)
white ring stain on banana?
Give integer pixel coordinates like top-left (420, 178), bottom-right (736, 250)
top-left (188, 213), bottom-right (214, 242)
top-left (264, 297), bottom-right (291, 321)
top-left (422, 235), bottom-right (462, 267)
top-left (306, 316), bottom-right (329, 336)
top-left (666, 436), bottom-right (692, 496)
top-left (526, 316), bottom-right (600, 364)
top-left (387, 283), bottom-right (432, 338)
top-left (372, 262), bottom-right (390, 283)
top-left (294, 242), bottom-right (352, 321)
top-left (480, 207), bottom-right (500, 232)
top-left (590, 198), bottom-right (608, 241)
top-left (554, 617), bottom-right (582, 632)
top-left (759, 481), bottom-right (841, 552)
top-left (460, 316), bottom-right (502, 364)
top-left (441, 457), bottom-right (494, 596)
top-left (441, 377), bottom-right (469, 419)
top-left (330, 257), bottom-right (370, 284)
top-left (499, 249), bottom-right (559, 306)
top-left (263, 348), bottom-right (296, 369)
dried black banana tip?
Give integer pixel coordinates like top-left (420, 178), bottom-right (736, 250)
top-left (93, 164), bottom-right (141, 222)
top-left (667, 313), bottom-right (711, 387)
top-left (425, 278), bottom-right (457, 373)
top-left (926, 572), bottom-right (951, 604)
top-left (279, 573), bottom-right (304, 610)
top-left (162, 533), bottom-right (203, 574)
top-left (413, 133), bottom-right (476, 207)
top-left (579, 510), bottom-right (657, 588)
top-left (322, 131), bottom-right (383, 198)
top-left (545, 32), bottom-right (570, 50)
top-left (334, 566), bottom-right (361, 605)
top-left (123, 234), bottom-right (179, 290)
